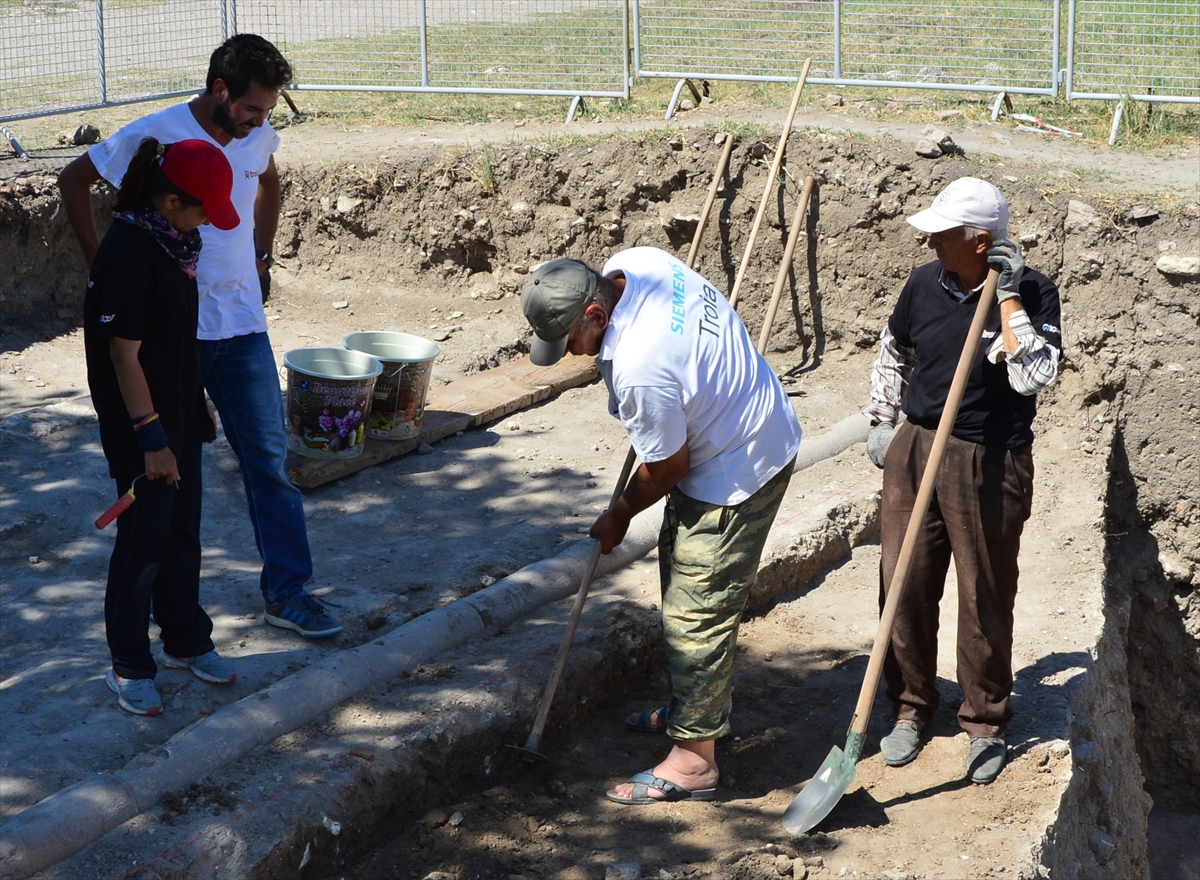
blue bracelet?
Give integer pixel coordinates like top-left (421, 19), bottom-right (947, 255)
top-left (134, 417), bottom-right (169, 452)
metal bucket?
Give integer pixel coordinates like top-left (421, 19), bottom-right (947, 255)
top-left (284, 348), bottom-right (383, 459)
top-left (343, 331), bottom-right (440, 440)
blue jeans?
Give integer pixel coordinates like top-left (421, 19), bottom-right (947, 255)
top-left (197, 331), bottom-right (312, 605)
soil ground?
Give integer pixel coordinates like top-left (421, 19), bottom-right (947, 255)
top-left (0, 96), bottom-right (1197, 880)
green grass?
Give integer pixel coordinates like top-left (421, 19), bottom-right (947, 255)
top-left (1068, 1), bottom-right (1200, 98)
top-left (467, 140), bottom-right (501, 195)
top-left (8, 66), bottom-right (1195, 160)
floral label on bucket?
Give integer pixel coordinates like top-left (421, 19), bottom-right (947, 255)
top-left (286, 376), bottom-right (376, 459)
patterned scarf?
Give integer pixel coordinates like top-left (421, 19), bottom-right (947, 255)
top-left (113, 203), bottom-right (203, 278)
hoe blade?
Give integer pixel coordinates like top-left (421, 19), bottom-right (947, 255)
top-left (781, 736), bottom-right (860, 836)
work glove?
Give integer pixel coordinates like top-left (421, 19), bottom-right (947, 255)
top-left (986, 237), bottom-right (1025, 303)
top-left (866, 422), bottom-right (895, 470)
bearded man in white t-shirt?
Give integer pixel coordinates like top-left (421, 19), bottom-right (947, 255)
top-left (58, 35), bottom-right (341, 640)
top-left (521, 247), bottom-right (802, 805)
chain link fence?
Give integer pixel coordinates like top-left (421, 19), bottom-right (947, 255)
top-left (2, 0), bottom-right (1197, 129)
top-left (1067, 0), bottom-right (1199, 102)
top-left (632, 0), bottom-right (835, 83)
top-left (232, 0), bottom-right (628, 96)
top-left (635, 0), bottom-right (1061, 96)
top-left (0, 1), bottom-right (228, 122)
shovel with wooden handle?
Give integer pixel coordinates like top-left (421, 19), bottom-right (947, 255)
top-left (510, 139), bottom-right (735, 762)
top-left (782, 268), bottom-right (1000, 835)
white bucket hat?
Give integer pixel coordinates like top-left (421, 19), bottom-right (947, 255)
top-left (907, 177), bottom-right (1011, 234)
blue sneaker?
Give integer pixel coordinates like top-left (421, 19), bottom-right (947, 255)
top-left (106, 670), bottom-right (163, 716)
top-left (264, 592), bottom-right (343, 639)
top-left (162, 649), bottom-right (236, 684)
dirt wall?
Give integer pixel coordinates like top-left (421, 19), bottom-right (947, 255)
top-left (0, 176), bottom-right (111, 323)
top-left (1063, 206), bottom-right (1200, 810)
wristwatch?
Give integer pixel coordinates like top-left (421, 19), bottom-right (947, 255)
top-left (255, 249), bottom-right (275, 269)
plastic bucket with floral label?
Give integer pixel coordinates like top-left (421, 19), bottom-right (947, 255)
top-left (343, 331), bottom-right (440, 440)
top-left (284, 348), bottom-right (383, 459)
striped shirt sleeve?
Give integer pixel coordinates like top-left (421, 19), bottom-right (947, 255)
top-left (862, 325), bottom-right (913, 425)
top-left (985, 308), bottom-right (1061, 396)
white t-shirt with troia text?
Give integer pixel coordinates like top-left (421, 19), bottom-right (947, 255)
top-left (598, 247), bottom-right (802, 506)
top-left (89, 102), bottom-right (280, 341)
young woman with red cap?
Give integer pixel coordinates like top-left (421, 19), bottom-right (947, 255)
top-left (84, 137), bottom-right (240, 715)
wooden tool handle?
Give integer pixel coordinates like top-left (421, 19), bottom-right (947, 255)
top-left (757, 175), bottom-right (816, 356)
top-left (849, 269), bottom-right (1000, 737)
top-left (728, 57), bottom-right (813, 311)
top-left (525, 445), bottom-right (638, 743)
top-left (686, 133), bottom-right (735, 269)
top-left (520, 135), bottom-right (733, 751)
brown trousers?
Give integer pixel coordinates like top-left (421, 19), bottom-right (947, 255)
top-left (879, 421), bottom-right (1034, 738)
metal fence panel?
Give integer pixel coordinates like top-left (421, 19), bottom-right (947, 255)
top-left (0, 0), bottom-right (225, 123)
top-left (635, 0), bottom-right (1059, 95)
top-left (236, 0), bottom-right (629, 97)
top-left (424, 0), bottom-right (628, 95)
top-left (634, 0), bottom-right (835, 82)
top-left (100, 1), bottom-right (227, 103)
top-left (2, 1), bottom-right (101, 120)
top-left (3, 0), bottom-right (1198, 125)
top-left (1068, 0), bottom-right (1199, 102)
top-left (232, 0), bottom-right (426, 90)
top-left (2, 0), bottom-right (628, 124)
top-left (837, 0), bottom-right (1059, 94)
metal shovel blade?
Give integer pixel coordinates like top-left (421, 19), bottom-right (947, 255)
top-left (504, 737), bottom-right (549, 764)
top-left (781, 732), bottom-right (863, 835)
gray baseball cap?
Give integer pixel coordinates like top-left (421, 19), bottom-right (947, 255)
top-left (520, 258), bottom-right (596, 366)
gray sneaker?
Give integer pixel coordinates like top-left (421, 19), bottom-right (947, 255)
top-left (106, 669), bottom-right (162, 716)
top-left (966, 736), bottom-right (1007, 784)
top-left (162, 650), bottom-right (236, 684)
top-left (880, 719), bottom-right (924, 766)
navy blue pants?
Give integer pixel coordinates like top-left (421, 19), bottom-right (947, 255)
top-left (106, 443), bottom-right (214, 680)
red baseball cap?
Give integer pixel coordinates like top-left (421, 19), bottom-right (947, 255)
top-left (159, 139), bottom-right (239, 231)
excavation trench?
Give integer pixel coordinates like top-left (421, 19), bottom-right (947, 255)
top-left (0, 122), bottom-right (1196, 879)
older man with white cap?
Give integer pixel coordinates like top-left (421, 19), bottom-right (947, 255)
top-left (863, 177), bottom-right (1062, 784)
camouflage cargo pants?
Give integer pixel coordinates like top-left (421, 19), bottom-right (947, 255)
top-left (658, 458), bottom-right (794, 741)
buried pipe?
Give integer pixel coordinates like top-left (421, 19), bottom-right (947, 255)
top-left (0, 513), bottom-right (661, 880)
top-left (794, 411), bottom-right (871, 472)
top-left (0, 418), bottom-right (867, 879)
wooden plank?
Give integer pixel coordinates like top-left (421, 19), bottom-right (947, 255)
top-left (286, 355), bottom-right (599, 489)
